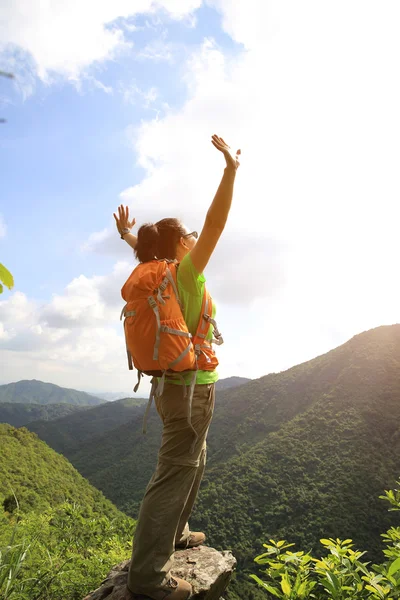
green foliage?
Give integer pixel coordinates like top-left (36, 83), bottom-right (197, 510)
top-left (17, 325), bottom-right (400, 598)
top-left (0, 263), bottom-right (14, 294)
top-left (251, 481), bottom-right (400, 599)
top-left (0, 425), bottom-right (135, 599)
top-left (0, 424), bottom-right (123, 516)
top-left (0, 502), bottom-right (134, 599)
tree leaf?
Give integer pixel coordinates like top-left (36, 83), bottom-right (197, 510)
top-left (388, 556), bottom-right (400, 577)
top-left (249, 575), bottom-right (282, 597)
top-left (0, 263), bottom-right (14, 291)
top-left (297, 581), bottom-right (308, 598)
top-left (281, 574), bottom-right (292, 596)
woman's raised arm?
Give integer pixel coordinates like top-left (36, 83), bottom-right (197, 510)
top-left (189, 134), bottom-right (241, 273)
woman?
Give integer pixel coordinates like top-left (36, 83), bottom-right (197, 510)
top-left (114, 134), bottom-right (240, 600)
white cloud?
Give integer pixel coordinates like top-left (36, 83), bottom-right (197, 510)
top-left (137, 31), bottom-right (175, 63)
top-left (0, 0), bottom-right (202, 86)
top-left (3, 1), bottom-right (400, 391)
top-left (114, 1), bottom-right (400, 377)
top-left (0, 262), bottom-right (143, 393)
top-left (119, 82), bottom-right (159, 108)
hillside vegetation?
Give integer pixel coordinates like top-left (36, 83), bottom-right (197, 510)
top-left (42, 326), bottom-right (400, 588)
top-left (0, 401), bottom-right (86, 427)
top-left (28, 396), bottom-right (147, 454)
top-left (0, 424), bottom-right (134, 600)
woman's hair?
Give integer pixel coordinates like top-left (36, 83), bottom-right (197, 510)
top-left (134, 218), bottom-right (187, 263)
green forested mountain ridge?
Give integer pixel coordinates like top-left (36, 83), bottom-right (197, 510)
top-left (0, 401), bottom-right (86, 427)
top-left (25, 376), bottom-right (247, 457)
top-left (0, 424), bottom-right (134, 599)
top-left (53, 325), bottom-right (400, 528)
top-left (206, 323), bottom-right (400, 465)
top-left (0, 378), bottom-right (104, 405)
top-left (0, 423), bottom-right (123, 516)
top-left (215, 376), bottom-right (251, 390)
top-left (192, 323), bottom-right (400, 571)
top-left (53, 325), bottom-right (400, 573)
top-left (28, 396), bottom-right (148, 454)
top-left (70, 408), bottom-right (163, 515)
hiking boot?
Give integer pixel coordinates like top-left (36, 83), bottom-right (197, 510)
top-left (127, 576), bottom-right (192, 600)
top-left (175, 531), bottom-right (206, 549)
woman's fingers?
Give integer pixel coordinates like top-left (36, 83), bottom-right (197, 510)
top-left (113, 213), bottom-right (121, 233)
top-left (212, 134), bottom-right (223, 146)
top-left (211, 134), bottom-right (233, 153)
top-left (211, 137), bottom-right (225, 151)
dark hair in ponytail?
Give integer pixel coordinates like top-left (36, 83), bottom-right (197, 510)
top-left (135, 218), bottom-right (186, 263)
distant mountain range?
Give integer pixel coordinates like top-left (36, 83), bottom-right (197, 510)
top-left (25, 324), bottom-right (400, 575)
top-left (3, 326), bottom-right (400, 599)
top-left (28, 396), bottom-right (148, 454)
top-left (82, 377), bottom-right (251, 401)
top-left (0, 376), bottom-right (251, 429)
top-left (91, 391), bottom-right (131, 401)
top-left (0, 379), bottom-right (104, 406)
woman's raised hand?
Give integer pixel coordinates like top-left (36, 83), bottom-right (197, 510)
top-left (113, 204), bottom-right (136, 235)
top-left (211, 134), bottom-right (241, 171)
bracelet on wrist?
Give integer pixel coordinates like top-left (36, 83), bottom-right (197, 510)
top-left (120, 228), bottom-right (131, 239)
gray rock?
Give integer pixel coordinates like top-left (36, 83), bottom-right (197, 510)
top-left (82, 546), bottom-right (236, 600)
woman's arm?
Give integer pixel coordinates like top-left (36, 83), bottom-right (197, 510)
top-left (121, 231), bottom-right (137, 249)
top-left (113, 204), bottom-right (137, 249)
top-left (190, 135), bottom-right (240, 273)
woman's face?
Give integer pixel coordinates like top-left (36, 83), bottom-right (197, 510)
top-left (176, 227), bottom-right (198, 260)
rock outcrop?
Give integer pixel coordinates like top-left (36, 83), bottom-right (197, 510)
top-left (83, 545), bottom-right (236, 600)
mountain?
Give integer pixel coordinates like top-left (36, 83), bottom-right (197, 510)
top-left (0, 424), bottom-right (134, 599)
top-left (28, 396), bottom-right (147, 454)
top-left (194, 324), bottom-right (400, 565)
top-left (216, 376), bottom-right (251, 390)
top-left (0, 423), bottom-right (122, 516)
top-left (0, 379), bottom-right (105, 405)
top-left (92, 391), bottom-right (131, 401)
top-left (55, 325), bottom-right (400, 571)
top-left (0, 401), bottom-right (86, 427)
top-left (26, 376), bottom-right (247, 457)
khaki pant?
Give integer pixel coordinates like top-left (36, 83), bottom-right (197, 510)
top-left (127, 382), bottom-right (216, 594)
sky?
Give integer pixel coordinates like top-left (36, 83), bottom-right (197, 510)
top-left (0, 0), bottom-right (399, 396)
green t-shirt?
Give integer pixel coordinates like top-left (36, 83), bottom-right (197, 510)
top-left (167, 253), bottom-right (219, 386)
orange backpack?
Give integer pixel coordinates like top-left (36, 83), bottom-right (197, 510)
top-left (120, 259), bottom-right (223, 393)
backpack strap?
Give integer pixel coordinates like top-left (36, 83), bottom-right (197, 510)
top-left (142, 376), bottom-right (158, 434)
top-left (120, 303), bottom-right (136, 370)
top-left (203, 315), bottom-right (224, 345)
top-left (147, 296), bottom-right (161, 361)
top-left (134, 370), bottom-right (143, 393)
top-left (193, 288), bottom-right (224, 355)
top-left (165, 267), bottom-right (182, 309)
top-left (168, 342), bottom-right (192, 369)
